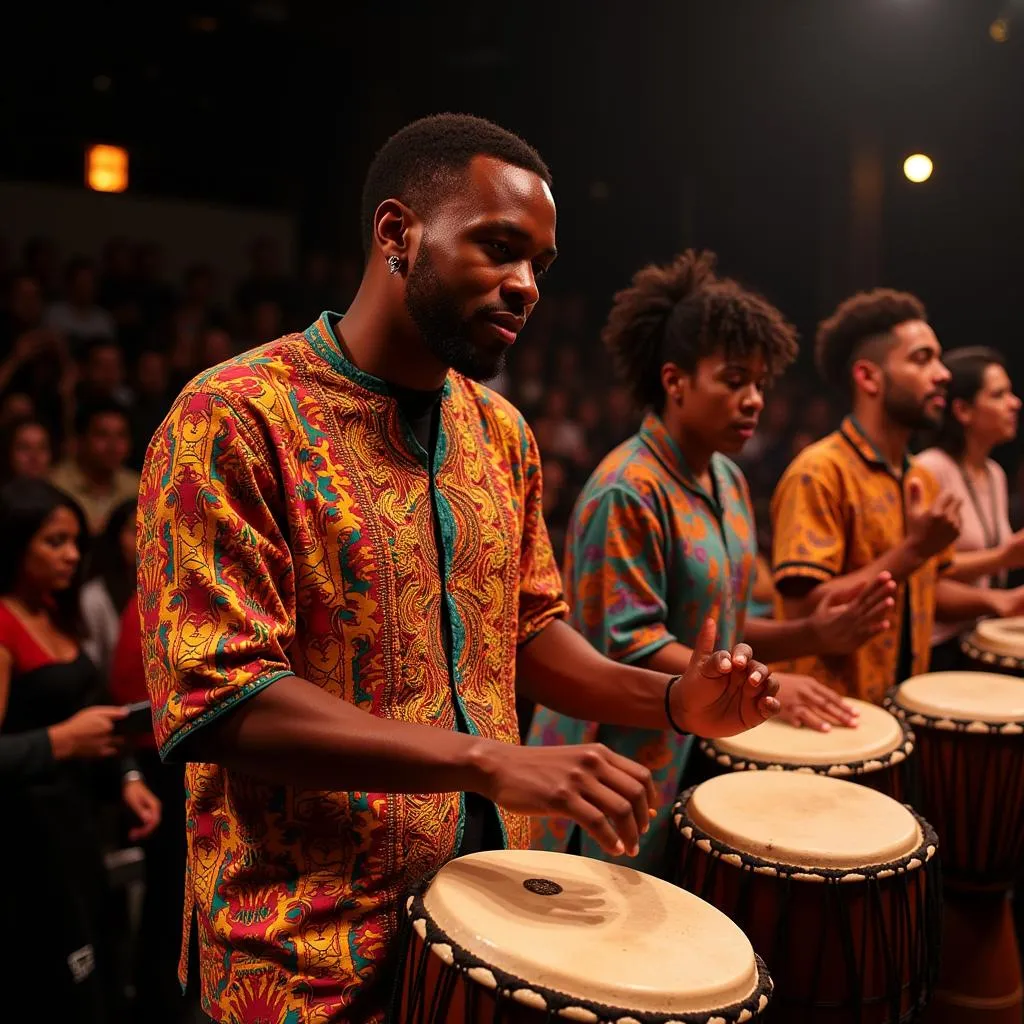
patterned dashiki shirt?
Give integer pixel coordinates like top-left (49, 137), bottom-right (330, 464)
top-left (138, 312), bottom-right (567, 1024)
top-left (770, 415), bottom-right (953, 704)
top-left (527, 412), bottom-right (757, 873)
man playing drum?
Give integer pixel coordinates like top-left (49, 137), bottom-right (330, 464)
top-left (137, 114), bottom-right (781, 1024)
top-left (771, 289), bottom-right (1024, 703)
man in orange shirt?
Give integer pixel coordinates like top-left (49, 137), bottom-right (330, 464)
top-left (772, 288), bottom-right (1024, 702)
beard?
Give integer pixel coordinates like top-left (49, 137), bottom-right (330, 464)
top-left (882, 373), bottom-right (944, 431)
top-left (404, 246), bottom-right (507, 383)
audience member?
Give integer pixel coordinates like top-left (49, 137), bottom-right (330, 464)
top-left (51, 400), bottom-right (139, 536)
top-left (0, 416), bottom-right (53, 483)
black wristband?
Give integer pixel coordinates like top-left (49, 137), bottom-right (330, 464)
top-left (664, 675), bottom-right (687, 734)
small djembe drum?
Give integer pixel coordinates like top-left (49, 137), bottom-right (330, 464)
top-left (887, 670), bottom-right (1024, 1023)
top-left (394, 848), bottom-right (773, 1023)
top-left (671, 772), bottom-right (941, 1024)
top-left (961, 617), bottom-right (1024, 677)
top-left (699, 698), bottom-right (915, 801)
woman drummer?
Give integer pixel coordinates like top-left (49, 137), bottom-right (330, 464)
top-left (527, 249), bottom-right (895, 872)
top-left (917, 346), bottom-right (1024, 671)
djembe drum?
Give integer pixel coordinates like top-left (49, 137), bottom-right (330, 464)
top-left (671, 772), bottom-right (941, 1024)
top-left (700, 698), bottom-right (915, 801)
top-left (886, 671), bottom-right (1024, 1023)
top-left (394, 848), bottom-right (773, 1023)
top-left (961, 617), bottom-right (1024, 677)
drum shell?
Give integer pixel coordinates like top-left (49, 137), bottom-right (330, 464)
top-left (397, 924), bottom-right (540, 1024)
top-left (893, 718), bottom-right (1024, 889)
top-left (960, 633), bottom-right (1024, 679)
top-left (670, 794), bottom-right (941, 1024)
top-left (698, 743), bottom-right (915, 804)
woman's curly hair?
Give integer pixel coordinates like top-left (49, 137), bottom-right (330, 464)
top-left (602, 249), bottom-right (799, 410)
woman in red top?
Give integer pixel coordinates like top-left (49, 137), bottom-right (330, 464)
top-left (0, 479), bottom-right (160, 1023)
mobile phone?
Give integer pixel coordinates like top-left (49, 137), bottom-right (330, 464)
top-left (114, 700), bottom-right (152, 737)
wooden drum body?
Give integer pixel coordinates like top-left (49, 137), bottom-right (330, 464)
top-left (887, 671), bottom-right (1024, 1023)
top-left (671, 773), bottom-right (940, 1024)
top-left (700, 698), bottom-right (915, 802)
top-left (395, 848), bottom-right (773, 1024)
top-left (961, 617), bottom-right (1024, 677)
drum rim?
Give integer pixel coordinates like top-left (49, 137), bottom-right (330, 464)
top-left (959, 634), bottom-right (1024, 671)
top-left (403, 875), bottom-right (774, 1023)
top-left (671, 785), bottom-right (939, 883)
top-left (884, 686), bottom-right (1024, 733)
top-left (698, 717), bottom-right (914, 777)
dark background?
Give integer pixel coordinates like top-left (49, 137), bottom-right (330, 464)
top-left (5, 0), bottom-right (1022, 370)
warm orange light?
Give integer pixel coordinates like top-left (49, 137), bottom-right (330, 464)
top-left (990, 18), bottom-right (1009, 43)
top-left (86, 144), bottom-right (129, 193)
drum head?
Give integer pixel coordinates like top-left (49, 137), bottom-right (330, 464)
top-left (970, 617), bottom-right (1024, 660)
top-left (706, 698), bottom-right (906, 769)
top-left (418, 848), bottom-right (762, 1016)
top-left (685, 772), bottom-right (922, 871)
top-left (894, 671), bottom-right (1024, 726)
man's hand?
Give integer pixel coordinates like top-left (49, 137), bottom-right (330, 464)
top-left (809, 571), bottom-right (896, 654)
top-left (474, 741), bottom-right (658, 859)
top-left (775, 673), bottom-right (858, 731)
top-left (670, 619), bottom-right (781, 738)
top-left (906, 480), bottom-right (961, 559)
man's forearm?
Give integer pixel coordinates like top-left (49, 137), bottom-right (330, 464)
top-left (741, 617), bottom-right (819, 661)
top-left (944, 546), bottom-right (1008, 584)
top-left (516, 619), bottom-right (675, 729)
top-left (780, 539), bottom-right (927, 614)
top-left (183, 674), bottom-right (501, 793)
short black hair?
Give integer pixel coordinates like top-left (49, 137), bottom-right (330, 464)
top-left (74, 398), bottom-right (130, 438)
top-left (926, 346), bottom-right (1008, 458)
top-left (603, 249), bottom-right (799, 411)
top-left (815, 288), bottom-right (927, 393)
top-left (360, 113), bottom-right (551, 258)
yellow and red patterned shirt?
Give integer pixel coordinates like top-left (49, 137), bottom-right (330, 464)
top-left (770, 416), bottom-right (953, 704)
top-left (138, 313), bottom-right (567, 1024)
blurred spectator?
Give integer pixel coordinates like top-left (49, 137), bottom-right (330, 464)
top-left (0, 479), bottom-right (159, 1023)
top-left (234, 235), bottom-right (295, 318)
top-left (130, 350), bottom-right (175, 468)
top-left (50, 401), bottom-right (139, 536)
top-left (77, 338), bottom-right (134, 408)
top-left (166, 264), bottom-right (227, 373)
top-left (21, 235), bottom-right (60, 298)
top-left (0, 416), bottom-right (53, 483)
top-left (511, 345), bottom-right (545, 413)
top-left (199, 326), bottom-right (237, 369)
top-left (0, 392), bottom-right (36, 427)
top-left (241, 299), bottom-right (283, 349)
top-left (533, 387), bottom-right (588, 466)
top-left (0, 271), bottom-right (46, 350)
top-left (81, 499), bottom-right (137, 681)
top-left (133, 242), bottom-right (177, 329)
top-left (110, 594), bottom-right (188, 1024)
top-left (798, 393), bottom-right (834, 438)
top-left (294, 250), bottom-right (342, 322)
top-left (45, 257), bottom-right (116, 350)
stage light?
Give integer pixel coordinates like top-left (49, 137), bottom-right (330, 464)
top-left (903, 153), bottom-right (933, 184)
top-left (86, 144), bottom-right (129, 193)
top-left (990, 18), bottom-right (1009, 42)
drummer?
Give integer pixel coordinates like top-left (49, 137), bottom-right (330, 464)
top-left (138, 116), bottom-right (782, 1024)
top-left (915, 347), bottom-right (1024, 671)
top-left (771, 289), bottom-right (1024, 703)
top-left (527, 250), bottom-right (896, 872)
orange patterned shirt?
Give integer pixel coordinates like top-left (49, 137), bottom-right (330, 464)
top-left (137, 313), bottom-right (567, 1023)
top-left (770, 416), bottom-right (953, 704)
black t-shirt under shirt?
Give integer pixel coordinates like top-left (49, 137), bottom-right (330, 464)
top-left (391, 384), bottom-right (503, 857)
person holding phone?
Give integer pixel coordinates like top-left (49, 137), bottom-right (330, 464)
top-left (0, 479), bottom-right (160, 1023)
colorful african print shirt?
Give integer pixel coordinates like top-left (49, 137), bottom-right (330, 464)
top-left (137, 313), bottom-right (567, 1024)
top-left (770, 416), bottom-right (953, 704)
top-left (527, 412), bottom-right (757, 873)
